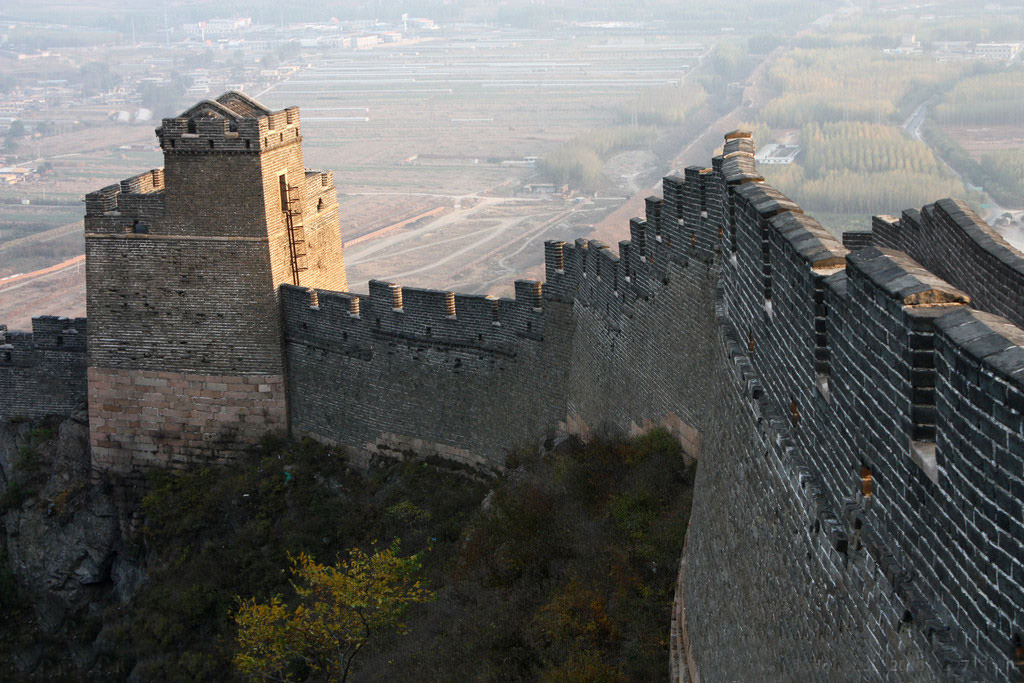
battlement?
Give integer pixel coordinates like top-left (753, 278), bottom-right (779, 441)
top-left (866, 196), bottom-right (1024, 329)
top-left (303, 169), bottom-right (337, 214)
top-left (84, 169), bottom-right (167, 234)
top-left (156, 92), bottom-right (301, 154)
top-left (537, 132), bottom-right (1024, 678)
top-left (0, 317), bottom-right (88, 420)
top-left (282, 276), bottom-right (548, 357)
top-left (0, 316), bottom-right (87, 362)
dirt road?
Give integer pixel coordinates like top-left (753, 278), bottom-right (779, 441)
top-left (0, 255), bottom-right (86, 331)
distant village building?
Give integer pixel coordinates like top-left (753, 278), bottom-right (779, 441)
top-left (974, 42), bottom-right (1022, 60)
top-left (183, 18), bottom-right (252, 40)
top-left (885, 34), bottom-right (922, 55)
top-left (0, 166), bottom-right (34, 184)
top-left (352, 35), bottom-right (380, 49)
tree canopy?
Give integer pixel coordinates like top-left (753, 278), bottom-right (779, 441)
top-left (234, 542), bottom-right (432, 682)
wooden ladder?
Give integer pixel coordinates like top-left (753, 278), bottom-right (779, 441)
top-left (284, 183), bottom-right (308, 286)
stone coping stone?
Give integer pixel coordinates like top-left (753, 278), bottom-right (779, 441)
top-left (934, 307), bottom-right (1024, 377)
top-left (932, 198), bottom-right (1024, 272)
top-left (769, 211), bottom-right (848, 266)
top-left (848, 247), bottom-right (970, 305)
top-left (720, 155), bottom-right (762, 184)
top-left (733, 182), bottom-right (801, 217)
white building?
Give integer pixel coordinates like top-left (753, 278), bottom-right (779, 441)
top-left (974, 42), bottom-right (1022, 60)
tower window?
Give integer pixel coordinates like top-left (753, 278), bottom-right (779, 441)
top-left (279, 174), bottom-right (288, 213)
top-left (187, 120), bottom-right (197, 134)
top-left (317, 198), bottom-right (324, 212)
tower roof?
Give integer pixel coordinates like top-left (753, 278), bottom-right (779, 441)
top-left (175, 92), bottom-right (273, 121)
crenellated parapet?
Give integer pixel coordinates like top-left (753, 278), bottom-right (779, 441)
top-left (0, 317), bottom-right (88, 420)
top-left (156, 93), bottom-right (301, 155)
top-left (282, 276), bottom-right (549, 362)
top-left (647, 133), bottom-right (1023, 681)
top-left (866, 197), bottom-right (1024, 328)
top-left (84, 169), bottom-right (167, 235)
top-left (528, 130), bottom-right (1024, 679)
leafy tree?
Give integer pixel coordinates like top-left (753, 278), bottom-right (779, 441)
top-left (234, 542), bottom-right (432, 682)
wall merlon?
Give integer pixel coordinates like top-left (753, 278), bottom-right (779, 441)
top-left (629, 217), bottom-right (647, 256)
top-left (85, 184), bottom-right (121, 216)
top-left (514, 279), bottom-right (544, 311)
top-left (733, 181), bottom-right (802, 218)
top-left (645, 195), bottom-right (663, 232)
top-left (901, 208), bottom-right (923, 231)
top-left (120, 168), bottom-right (165, 195)
top-left (847, 247), bottom-right (970, 306)
top-left (722, 132), bottom-right (755, 156)
top-left (719, 153), bottom-right (763, 185)
top-left (935, 308), bottom-right (1024, 377)
top-left (769, 211), bottom-right (848, 268)
top-left (842, 230), bottom-right (874, 251)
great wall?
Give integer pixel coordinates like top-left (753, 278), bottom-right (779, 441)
top-left (1, 92), bottom-right (1023, 680)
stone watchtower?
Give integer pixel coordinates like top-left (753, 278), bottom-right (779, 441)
top-left (84, 92), bottom-right (346, 475)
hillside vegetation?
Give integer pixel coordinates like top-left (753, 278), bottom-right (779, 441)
top-left (0, 429), bottom-right (694, 681)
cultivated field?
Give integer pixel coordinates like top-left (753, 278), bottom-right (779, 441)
top-left (0, 26), bottom-right (716, 328)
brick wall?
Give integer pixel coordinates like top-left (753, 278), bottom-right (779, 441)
top-left (278, 133), bottom-right (1024, 675)
top-left (280, 280), bottom-right (571, 469)
top-left (88, 367), bottom-right (285, 473)
top-left (0, 317), bottom-right (87, 421)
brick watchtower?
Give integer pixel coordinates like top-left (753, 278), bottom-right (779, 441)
top-left (85, 92), bottom-right (346, 475)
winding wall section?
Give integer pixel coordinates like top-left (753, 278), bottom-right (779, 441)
top-left (3, 121), bottom-right (1023, 679)
top-left (277, 133), bottom-right (1024, 680)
